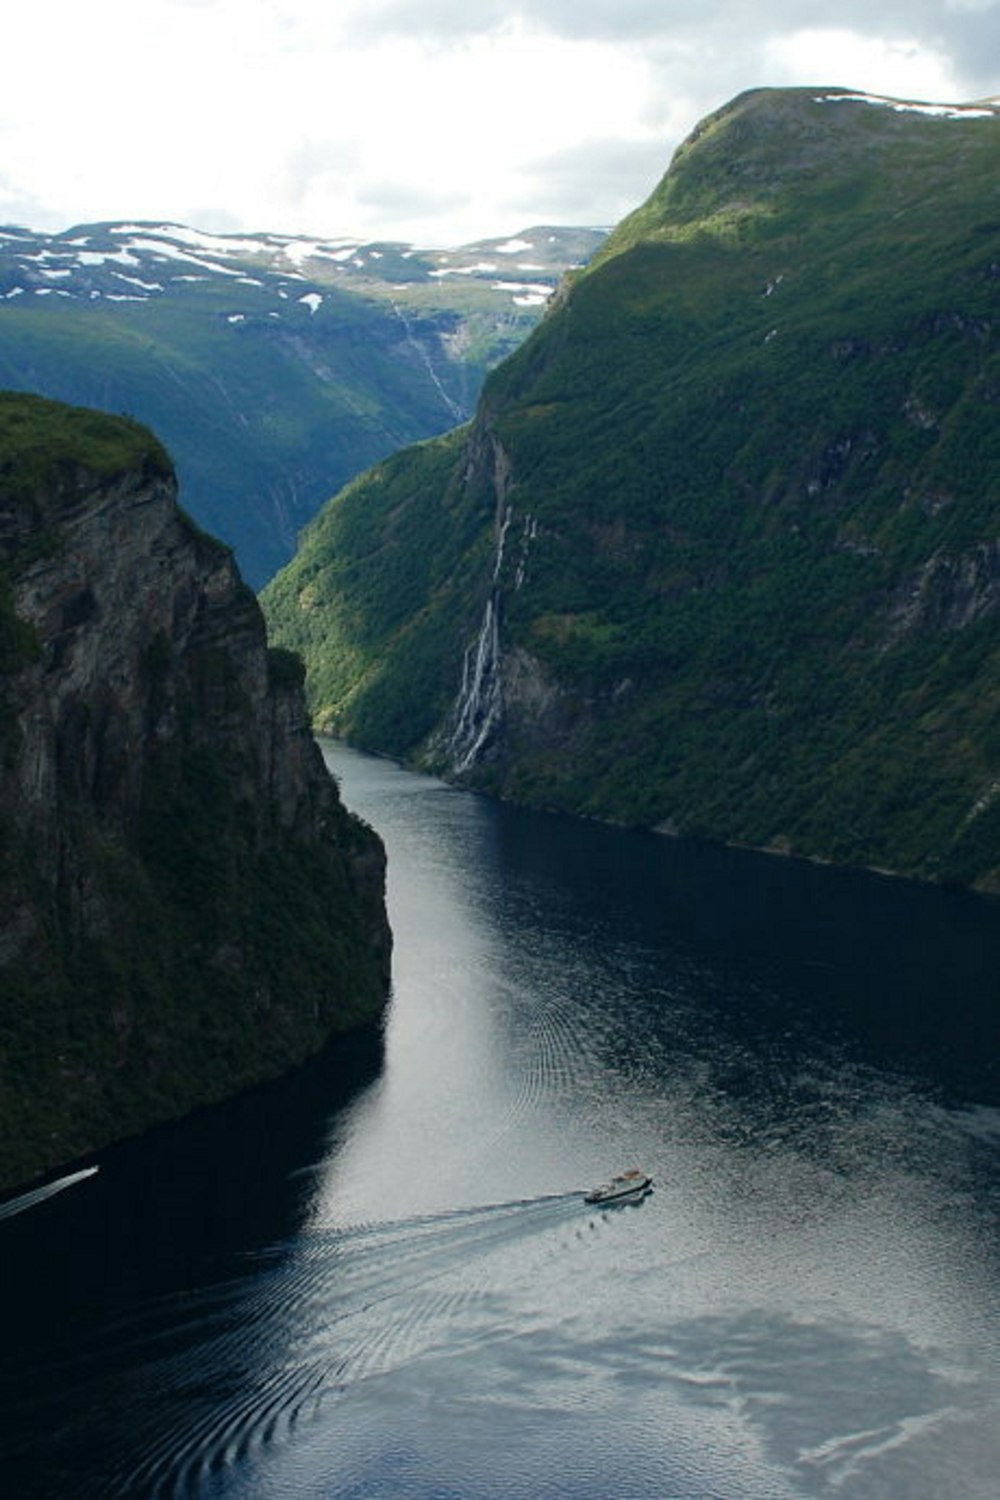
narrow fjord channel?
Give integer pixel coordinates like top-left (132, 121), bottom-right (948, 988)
top-left (2, 740), bottom-right (999, 1499)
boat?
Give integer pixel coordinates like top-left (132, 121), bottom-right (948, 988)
top-left (584, 1168), bottom-right (652, 1205)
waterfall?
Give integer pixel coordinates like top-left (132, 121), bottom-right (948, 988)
top-left (448, 592), bottom-right (503, 772)
top-left (444, 445), bottom-right (540, 774)
top-left (447, 505), bottom-right (513, 771)
top-left (389, 300), bottom-right (467, 424)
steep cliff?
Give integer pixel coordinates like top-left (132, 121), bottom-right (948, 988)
top-left (263, 87), bottom-right (1000, 891)
top-left (0, 393), bottom-right (391, 1191)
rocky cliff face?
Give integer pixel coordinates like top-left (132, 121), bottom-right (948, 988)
top-left (0, 393), bottom-right (391, 1192)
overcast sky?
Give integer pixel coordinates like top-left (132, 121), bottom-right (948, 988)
top-left (2, 1), bottom-right (998, 247)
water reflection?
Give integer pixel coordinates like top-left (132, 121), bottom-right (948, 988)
top-left (1, 742), bottom-right (998, 1499)
top-left (302, 742), bottom-right (1000, 1500)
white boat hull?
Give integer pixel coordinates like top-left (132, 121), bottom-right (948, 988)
top-left (584, 1170), bottom-right (652, 1205)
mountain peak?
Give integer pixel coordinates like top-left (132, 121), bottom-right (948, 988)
top-left (592, 83), bottom-right (1000, 270)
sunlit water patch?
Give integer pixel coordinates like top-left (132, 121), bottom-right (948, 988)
top-left (1, 743), bottom-right (998, 1498)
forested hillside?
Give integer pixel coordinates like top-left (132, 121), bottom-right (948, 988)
top-left (263, 88), bottom-right (1000, 890)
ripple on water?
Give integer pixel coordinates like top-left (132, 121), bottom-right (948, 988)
top-left (58, 1193), bottom-right (589, 1498)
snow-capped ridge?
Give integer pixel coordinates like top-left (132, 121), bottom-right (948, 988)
top-left (0, 219), bottom-right (605, 316)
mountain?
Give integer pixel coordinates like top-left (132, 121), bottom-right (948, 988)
top-left (262, 87), bottom-right (1000, 891)
top-left (0, 393), bottom-right (390, 1191)
top-left (0, 221), bottom-right (605, 586)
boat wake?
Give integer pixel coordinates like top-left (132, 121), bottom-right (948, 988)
top-left (0, 1165), bottom-right (99, 1223)
top-left (40, 1191), bottom-right (582, 1498)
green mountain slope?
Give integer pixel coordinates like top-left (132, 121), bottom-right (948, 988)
top-left (0, 222), bottom-right (604, 585)
top-left (262, 88), bottom-right (1000, 890)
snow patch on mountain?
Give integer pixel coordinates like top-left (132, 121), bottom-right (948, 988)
top-left (431, 262), bottom-right (500, 278)
top-left (111, 223), bottom-right (277, 259)
top-left (491, 280), bottom-right (549, 307)
top-left (815, 92), bottom-right (997, 119)
top-left (281, 238), bottom-right (360, 267)
top-left (114, 274), bottom-right (164, 291)
top-left (76, 248), bottom-right (141, 267)
top-left (125, 238), bottom-right (246, 276)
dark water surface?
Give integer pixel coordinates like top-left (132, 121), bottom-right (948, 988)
top-left (2, 741), bottom-right (999, 1498)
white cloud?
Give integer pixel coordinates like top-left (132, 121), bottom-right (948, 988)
top-left (0, 2), bottom-right (996, 244)
top-left (763, 29), bottom-right (966, 101)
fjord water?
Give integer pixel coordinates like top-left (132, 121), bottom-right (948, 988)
top-left (3, 743), bottom-right (999, 1499)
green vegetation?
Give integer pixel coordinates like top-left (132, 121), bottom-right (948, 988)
top-left (263, 87), bottom-right (1000, 889)
top-left (0, 391), bottom-right (170, 684)
top-left (0, 389), bottom-right (171, 497)
top-left (267, 645), bottom-right (307, 690)
top-left (263, 427), bottom-right (488, 745)
top-left (0, 738), bottom-right (386, 1189)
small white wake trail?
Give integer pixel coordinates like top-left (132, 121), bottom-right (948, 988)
top-left (0, 1165), bottom-right (99, 1221)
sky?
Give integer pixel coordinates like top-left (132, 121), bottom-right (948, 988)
top-left (2, 0), bottom-right (999, 249)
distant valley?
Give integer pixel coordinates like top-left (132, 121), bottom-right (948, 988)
top-left (0, 220), bottom-right (605, 585)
